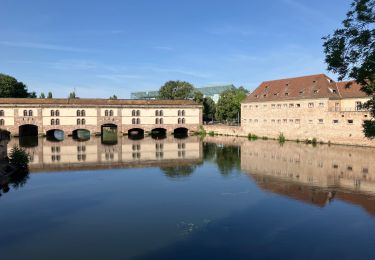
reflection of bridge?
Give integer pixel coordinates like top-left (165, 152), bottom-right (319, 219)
top-left (6, 136), bottom-right (203, 173)
top-left (0, 98), bottom-right (202, 138)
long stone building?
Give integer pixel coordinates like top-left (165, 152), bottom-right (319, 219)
top-left (0, 98), bottom-right (202, 137)
top-left (241, 74), bottom-right (374, 146)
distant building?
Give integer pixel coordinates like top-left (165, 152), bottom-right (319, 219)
top-left (241, 73), bottom-right (373, 146)
top-left (130, 85), bottom-right (235, 103)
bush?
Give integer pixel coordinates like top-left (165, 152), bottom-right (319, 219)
top-left (248, 133), bottom-right (258, 140)
top-left (312, 138), bottom-right (317, 146)
top-left (278, 133), bottom-right (286, 143)
top-left (9, 145), bottom-right (29, 167)
top-left (208, 131), bottom-right (215, 136)
top-left (262, 136), bottom-right (268, 140)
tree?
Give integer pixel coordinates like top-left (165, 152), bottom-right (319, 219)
top-left (323, 0), bottom-right (375, 138)
top-left (109, 94), bottom-right (118, 100)
top-left (159, 80), bottom-right (194, 100)
top-left (192, 90), bottom-right (204, 104)
top-left (216, 87), bottom-right (248, 123)
top-left (68, 91), bottom-right (78, 99)
top-left (0, 73), bottom-right (34, 98)
top-left (39, 92), bottom-right (45, 98)
top-left (47, 92), bottom-right (53, 98)
top-left (203, 97), bottom-right (216, 121)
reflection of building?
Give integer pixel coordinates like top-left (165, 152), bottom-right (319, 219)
top-left (0, 98), bottom-right (202, 137)
top-left (241, 74), bottom-right (374, 146)
top-left (240, 140), bottom-right (375, 214)
top-left (131, 85), bottom-right (235, 103)
top-left (7, 136), bottom-right (203, 172)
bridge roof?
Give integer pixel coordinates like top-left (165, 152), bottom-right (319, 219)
top-left (0, 98), bottom-right (201, 107)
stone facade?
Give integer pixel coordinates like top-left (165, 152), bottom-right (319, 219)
top-left (241, 74), bottom-right (375, 146)
top-left (0, 99), bottom-right (203, 136)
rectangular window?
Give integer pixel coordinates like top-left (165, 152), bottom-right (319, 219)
top-left (277, 104), bottom-right (281, 108)
top-left (319, 102), bottom-right (324, 107)
top-left (289, 119), bottom-right (293, 123)
top-left (348, 119), bottom-right (354, 124)
top-left (277, 119), bottom-right (281, 124)
top-left (356, 101), bottom-right (362, 111)
top-left (249, 105), bottom-right (252, 109)
top-left (283, 104), bottom-right (287, 108)
top-left (318, 119), bottom-right (324, 124)
top-left (271, 119), bottom-right (275, 123)
top-left (263, 119), bottom-right (267, 123)
top-left (296, 104), bottom-right (301, 107)
top-left (283, 119), bottom-right (287, 123)
top-left (272, 104), bottom-right (275, 108)
top-left (309, 120), bottom-right (313, 124)
top-left (289, 104), bottom-right (294, 108)
top-left (333, 120), bottom-right (339, 124)
top-left (295, 119), bottom-right (300, 124)
top-left (308, 103), bottom-right (314, 108)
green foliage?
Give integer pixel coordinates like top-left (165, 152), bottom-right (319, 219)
top-left (68, 91), bottom-right (78, 99)
top-left (215, 145), bottom-right (241, 176)
top-left (248, 133), bottom-right (258, 140)
top-left (208, 131), bottom-right (215, 136)
top-left (193, 125), bottom-right (207, 136)
top-left (9, 145), bottom-right (29, 167)
top-left (109, 94), bottom-right (118, 100)
top-left (159, 80), bottom-right (194, 100)
top-left (203, 97), bottom-right (216, 122)
top-left (193, 91), bottom-right (204, 104)
top-left (312, 137), bottom-right (318, 146)
top-left (160, 165), bottom-right (196, 179)
top-left (39, 92), bottom-right (45, 98)
top-left (323, 0), bottom-right (375, 137)
top-left (278, 133), bottom-right (286, 143)
top-left (216, 87), bottom-right (248, 122)
top-left (47, 92), bottom-right (53, 98)
top-left (262, 136), bottom-right (268, 140)
top-left (0, 73), bottom-right (35, 98)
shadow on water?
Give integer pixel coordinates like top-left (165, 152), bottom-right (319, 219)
top-left (19, 136), bottom-right (38, 148)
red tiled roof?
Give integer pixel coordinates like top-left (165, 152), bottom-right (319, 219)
top-left (0, 98), bottom-right (201, 107)
top-left (243, 74), bottom-right (341, 103)
top-left (336, 81), bottom-right (368, 98)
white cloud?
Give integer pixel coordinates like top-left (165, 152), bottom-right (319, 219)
top-left (0, 41), bottom-right (93, 52)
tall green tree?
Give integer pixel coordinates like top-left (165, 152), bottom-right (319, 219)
top-left (68, 91), bottom-right (78, 99)
top-left (109, 94), bottom-right (118, 99)
top-left (47, 92), bottom-right (53, 98)
top-left (0, 73), bottom-right (34, 98)
top-left (203, 96), bottom-right (216, 121)
top-left (192, 90), bottom-right (204, 104)
top-left (323, 0), bottom-right (375, 138)
top-left (39, 92), bottom-right (45, 98)
top-left (159, 80), bottom-right (194, 100)
top-left (216, 87), bottom-right (248, 123)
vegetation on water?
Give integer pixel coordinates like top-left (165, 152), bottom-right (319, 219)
top-left (8, 145), bottom-right (29, 167)
top-left (248, 133), bottom-right (258, 140)
top-left (323, 0), bottom-right (375, 138)
top-left (208, 131), bottom-right (215, 137)
top-left (278, 133), bottom-right (286, 143)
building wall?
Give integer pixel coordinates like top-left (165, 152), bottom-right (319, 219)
top-left (241, 97), bottom-right (375, 146)
top-left (0, 104), bottom-right (202, 136)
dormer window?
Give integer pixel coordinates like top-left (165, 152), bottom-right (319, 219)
top-left (313, 90), bottom-right (318, 94)
top-left (285, 92), bottom-right (289, 96)
top-left (263, 94), bottom-right (267, 97)
top-left (273, 93), bottom-right (278, 96)
top-left (265, 86), bottom-right (269, 89)
top-left (313, 80), bottom-right (317, 83)
top-left (299, 91), bottom-right (303, 95)
top-left (255, 95), bottom-right (259, 98)
top-left (286, 83), bottom-right (289, 86)
top-left (332, 89), bottom-right (337, 93)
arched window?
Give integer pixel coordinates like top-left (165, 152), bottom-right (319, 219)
top-left (81, 119), bottom-right (86, 125)
top-left (136, 110), bottom-right (140, 116)
top-left (178, 118), bottom-right (181, 124)
top-left (77, 119), bottom-right (81, 125)
top-left (155, 110), bottom-right (159, 116)
top-left (0, 110), bottom-right (4, 116)
top-left (81, 110), bottom-right (85, 116)
top-left (23, 110), bottom-right (28, 116)
top-left (160, 118), bottom-right (163, 124)
top-left (77, 110), bottom-right (81, 116)
top-left (182, 118), bottom-right (185, 124)
top-left (29, 110), bottom-right (33, 116)
top-left (159, 110), bottom-right (163, 116)
top-left (181, 110), bottom-right (185, 116)
top-left (136, 118), bottom-right (140, 124)
top-left (56, 110), bottom-right (60, 116)
top-left (105, 110), bottom-right (109, 116)
top-left (109, 110), bottom-right (113, 116)
top-left (132, 110), bottom-right (136, 116)
top-left (56, 119), bottom-right (60, 125)
top-left (178, 110), bottom-right (181, 116)
top-left (132, 118), bottom-right (136, 124)
top-left (51, 110), bottom-right (55, 116)
top-left (51, 119), bottom-right (55, 125)
top-left (0, 119), bottom-right (4, 126)
top-left (155, 118), bottom-right (159, 124)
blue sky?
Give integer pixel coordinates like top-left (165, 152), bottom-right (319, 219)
top-left (0, 0), bottom-right (352, 98)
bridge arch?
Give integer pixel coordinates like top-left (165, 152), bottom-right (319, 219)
top-left (19, 124), bottom-right (38, 137)
top-left (150, 128), bottom-right (167, 140)
top-left (128, 128), bottom-right (144, 140)
top-left (101, 124), bottom-right (118, 145)
top-left (174, 127), bottom-right (189, 138)
top-left (46, 129), bottom-right (65, 142)
top-left (0, 129), bottom-right (10, 140)
top-left (72, 129), bottom-right (91, 141)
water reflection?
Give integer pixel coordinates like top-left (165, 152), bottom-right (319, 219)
top-left (5, 135), bottom-right (203, 173)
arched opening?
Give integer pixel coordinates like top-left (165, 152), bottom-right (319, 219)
top-left (0, 129), bottom-right (10, 141)
top-left (128, 128), bottom-right (144, 140)
top-left (101, 124), bottom-right (118, 145)
top-left (46, 129), bottom-right (64, 142)
top-left (174, 127), bottom-right (189, 139)
top-left (150, 128), bottom-right (167, 140)
top-left (19, 124), bottom-right (38, 137)
top-left (72, 129), bottom-right (90, 141)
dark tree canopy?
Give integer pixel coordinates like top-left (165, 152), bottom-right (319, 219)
top-left (0, 73), bottom-right (34, 98)
top-left (47, 92), bottom-right (53, 98)
top-left (203, 97), bottom-right (216, 121)
top-left (159, 80), bottom-right (194, 100)
top-left (323, 0), bottom-right (375, 137)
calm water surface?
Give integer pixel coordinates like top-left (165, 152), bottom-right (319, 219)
top-left (1, 135), bottom-right (375, 260)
